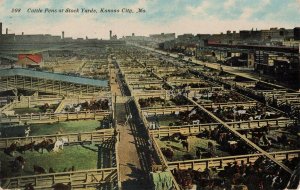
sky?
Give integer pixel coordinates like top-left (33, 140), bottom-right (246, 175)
top-left (0, 0), bottom-right (299, 39)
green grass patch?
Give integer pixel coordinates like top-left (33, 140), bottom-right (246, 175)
top-left (13, 108), bottom-right (41, 114)
top-left (0, 120), bottom-right (101, 138)
top-left (147, 115), bottom-right (179, 126)
top-left (13, 104), bottom-right (58, 115)
top-left (157, 136), bottom-right (231, 161)
top-left (30, 120), bottom-right (101, 136)
top-left (0, 144), bottom-right (98, 178)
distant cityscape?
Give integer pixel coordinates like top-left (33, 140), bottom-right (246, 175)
top-left (1, 21), bottom-right (299, 47)
top-left (0, 21), bottom-right (299, 89)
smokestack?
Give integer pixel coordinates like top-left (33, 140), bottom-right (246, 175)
top-left (6, 28), bottom-right (8, 34)
top-left (0, 22), bottom-right (2, 35)
top-left (62, 31), bottom-right (64, 39)
top-left (22, 32), bottom-right (24, 35)
top-left (109, 30), bottom-right (112, 39)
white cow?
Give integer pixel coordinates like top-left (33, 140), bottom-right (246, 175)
top-left (24, 127), bottom-right (31, 137)
top-left (192, 120), bottom-right (200, 125)
top-left (233, 108), bottom-right (247, 115)
top-left (52, 137), bottom-right (68, 152)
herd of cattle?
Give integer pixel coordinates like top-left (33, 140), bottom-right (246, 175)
top-left (171, 157), bottom-right (300, 190)
top-left (208, 105), bottom-right (284, 122)
top-left (64, 99), bottom-right (109, 112)
top-left (2, 137), bottom-right (68, 176)
top-left (138, 96), bottom-right (191, 108)
top-left (161, 122), bottom-right (299, 162)
top-left (194, 91), bottom-right (248, 103)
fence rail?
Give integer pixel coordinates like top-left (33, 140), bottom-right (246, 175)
top-left (1, 168), bottom-right (118, 189)
top-left (149, 118), bottom-right (293, 137)
top-left (141, 101), bottom-right (259, 115)
top-left (0, 129), bottom-right (115, 148)
top-left (0, 110), bottom-right (110, 124)
top-left (168, 150), bottom-right (300, 171)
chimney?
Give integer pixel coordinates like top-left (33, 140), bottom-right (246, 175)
top-left (6, 28), bottom-right (8, 34)
top-left (0, 22), bottom-right (2, 35)
top-left (62, 31), bottom-right (64, 39)
top-left (109, 30), bottom-right (112, 39)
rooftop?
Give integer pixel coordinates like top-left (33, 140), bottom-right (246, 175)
top-left (0, 68), bottom-right (108, 87)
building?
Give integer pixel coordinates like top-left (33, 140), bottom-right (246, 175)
top-left (177, 34), bottom-right (194, 42)
top-left (17, 54), bottom-right (43, 68)
top-left (239, 30), bottom-right (262, 41)
top-left (294, 27), bottom-right (300, 41)
top-left (261, 28), bottom-right (285, 41)
top-left (149, 33), bottom-right (175, 43)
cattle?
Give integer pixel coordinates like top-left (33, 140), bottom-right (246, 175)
top-left (171, 132), bottom-right (188, 141)
top-left (207, 141), bottom-right (216, 156)
top-left (161, 148), bottom-right (174, 160)
top-left (18, 141), bottom-right (36, 154)
top-left (52, 182), bottom-right (71, 190)
top-left (24, 183), bottom-right (34, 190)
top-left (4, 141), bottom-right (20, 156)
top-left (181, 141), bottom-right (189, 151)
top-left (49, 167), bottom-right (55, 173)
top-left (33, 165), bottom-right (46, 174)
top-left (11, 156), bottom-right (25, 172)
top-left (52, 137), bottom-right (68, 152)
top-left (172, 157), bottom-right (299, 189)
top-left (34, 139), bottom-right (54, 153)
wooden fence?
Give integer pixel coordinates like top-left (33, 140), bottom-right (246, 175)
top-left (0, 129), bottom-right (114, 149)
top-left (149, 118), bottom-right (293, 138)
top-left (141, 101), bottom-right (259, 115)
top-left (0, 110), bottom-right (110, 124)
top-left (1, 168), bottom-right (118, 189)
top-left (168, 150), bottom-right (300, 171)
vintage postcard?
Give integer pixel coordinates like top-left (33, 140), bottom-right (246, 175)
top-left (0, 0), bottom-right (299, 190)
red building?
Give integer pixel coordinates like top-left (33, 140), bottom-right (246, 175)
top-left (17, 54), bottom-right (43, 68)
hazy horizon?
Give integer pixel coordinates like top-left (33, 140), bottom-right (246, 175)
top-left (0, 0), bottom-right (299, 39)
